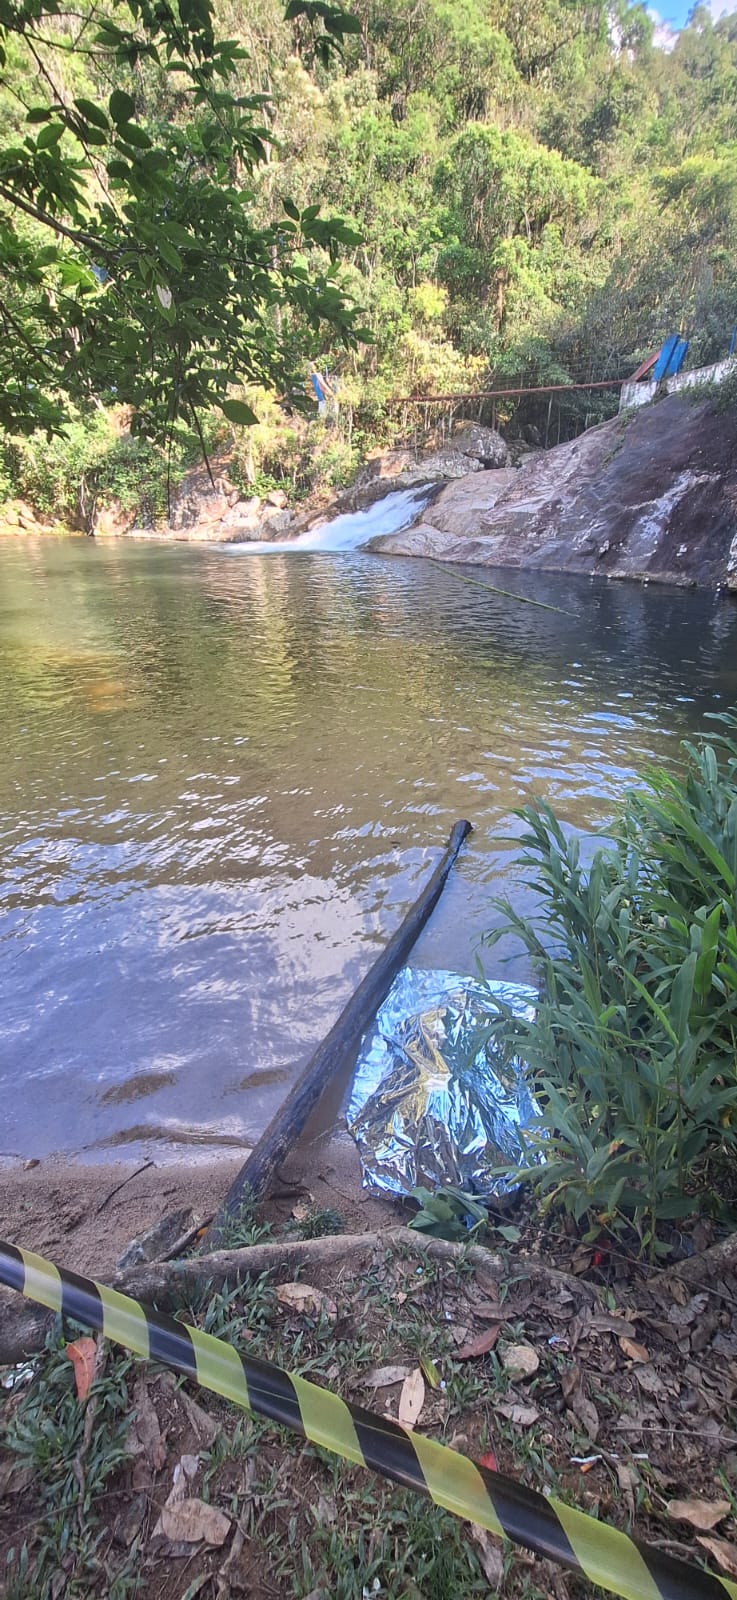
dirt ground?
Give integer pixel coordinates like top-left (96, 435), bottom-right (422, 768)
top-left (2, 1135), bottom-right (737, 1599)
top-left (0, 1125), bottom-right (396, 1277)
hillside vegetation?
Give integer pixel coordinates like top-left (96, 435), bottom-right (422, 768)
top-left (2, 0), bottom-right (737, 522)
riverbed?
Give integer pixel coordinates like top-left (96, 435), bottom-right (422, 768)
top-left (2, 535), bottom-right (736, 1165)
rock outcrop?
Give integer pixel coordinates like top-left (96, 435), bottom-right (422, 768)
top-left (122, 462), bottom-right (298, 544)
top-left (345, 423), bottom-right (510, 508)
top-left (372, 393), bottom-right (737, 590)
top-left (0, 499), bottom-right (74, 538)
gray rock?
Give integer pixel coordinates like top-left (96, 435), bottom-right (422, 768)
top-left (452, 423), bottom-right (510, 467)
top-left (373, 393), bottom-right (737, 589)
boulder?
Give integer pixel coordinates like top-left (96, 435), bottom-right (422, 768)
top-left (264, 488), bottom-right (289, 509)
top-left (93, 499), bottom-right (136, 538)
top-left (373, 393), bottom-right (737, 590)
top-left (451, 423), bottom-right (510, 467)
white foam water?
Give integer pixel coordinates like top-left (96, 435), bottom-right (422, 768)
top-left (227, 485), bottom-right (432, 554)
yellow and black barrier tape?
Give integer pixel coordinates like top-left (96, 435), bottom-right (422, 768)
top-left (1, 1239), bottom-right (735, 1600)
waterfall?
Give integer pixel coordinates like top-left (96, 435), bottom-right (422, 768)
top-left (227, 485), bottom-right (432, 555)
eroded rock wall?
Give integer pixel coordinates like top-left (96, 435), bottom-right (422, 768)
top-left (372, 395), bottom-right (737, 590)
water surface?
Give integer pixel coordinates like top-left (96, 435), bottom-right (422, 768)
top-left (1, 535), bottom-right (736, 1161)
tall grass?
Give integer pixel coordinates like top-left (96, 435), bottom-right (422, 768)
top-left (486, 713), bottom-right (737, 1253)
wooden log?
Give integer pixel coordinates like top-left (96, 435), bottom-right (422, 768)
top-left (0, 1226), bottom-right (602, 1367)
top-left (204, 819), bottom-right (472, 1243)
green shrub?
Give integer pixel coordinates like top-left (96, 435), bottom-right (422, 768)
top-left (485, 714), bottom-right (737, 1254)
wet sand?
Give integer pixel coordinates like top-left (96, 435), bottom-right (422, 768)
top-left (0, 1124), bottom-right (397, 1278)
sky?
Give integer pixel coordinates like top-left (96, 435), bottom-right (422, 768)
top-left (648, 0), bottom-right (737, 47)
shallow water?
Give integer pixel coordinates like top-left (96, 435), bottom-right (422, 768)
top-left (1, 534), bottom-right (736, 1162)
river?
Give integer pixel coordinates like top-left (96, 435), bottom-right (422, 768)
top-left (1, 526), bottom-right (736, 1163)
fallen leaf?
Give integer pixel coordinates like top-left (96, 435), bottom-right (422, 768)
top-left (469, 1525), bottom-right (504, 1586)
top-left (128, 1377), bottom-right (167, 1472)
top-left (314, 1492), bottom-right (337, 1526)
top-left (569, 1391), bottom-right (600, 1443)
top-left (160, 1498), bottom-right (231, 1546)
top-left (501, 1341), bottom-right (539, 1381)
top-left (496, 1401), bottom-right (540, 1426)
top-left (589, 1313), bottom-right (636, 1336)
top-left (398, 1368), bottom-right (425, 1428)
top-left (276, 1282), bottom-right (337, 1320)
top-left (361, 1364), bottom-right (413, 1390)
top-left (696, 1536), bottom-right (737, 1578)
top-left (666, 1497), bottom-right (731, 1532)
top-left (478, 1448), bottom-right (498, 1471)
top-left (619, 1337), bottom-right (651, 1363)
top-left (65, 1337), bottom-right (97, 1402)
top-left (633, 1364), bottom-right (663, 1395)
top-left (616, 1462), bottom-right (639, 1520)
top-left (456, 1326), bottom-right (501, 1360)
top-left (420, 1355), bottom-right (441, 1389)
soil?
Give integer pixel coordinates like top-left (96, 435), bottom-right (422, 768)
top-left (0, 1126), bottom-right (397, 1277)
top-left (2, 1131), bottom-right (737, 1598)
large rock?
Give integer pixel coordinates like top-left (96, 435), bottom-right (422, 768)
top-left (93, 499), bottom-right (136, 538)
top-left (349, 423), bottom-right (510, 507)
top-left (450, 423), bottom-right (510, 468)
top-left (373, 393), bottom-right (737, 589)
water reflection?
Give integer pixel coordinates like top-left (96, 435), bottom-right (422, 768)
top-left (1, 536), bottom-right (735, 1160)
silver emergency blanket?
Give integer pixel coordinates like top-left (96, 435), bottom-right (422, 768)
top-left (346, 968), bottom-right (539, 1199)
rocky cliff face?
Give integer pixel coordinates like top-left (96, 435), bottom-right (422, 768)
top-left (371, 394), bottom-right (737, 591)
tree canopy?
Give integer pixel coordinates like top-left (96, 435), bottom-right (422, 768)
top-left (0, 0), bottom-right (365, 439)
top-left (2, 0), bottom-right (737, 514)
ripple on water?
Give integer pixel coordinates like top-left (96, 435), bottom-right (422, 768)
top-left (1, 538), bottom-right (736, 1159)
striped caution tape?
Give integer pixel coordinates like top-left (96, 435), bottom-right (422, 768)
top-left (1, 1239), bottom-right (735, 1600)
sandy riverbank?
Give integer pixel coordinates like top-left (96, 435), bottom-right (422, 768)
top-left (0, 1123), bottom-right (397, 1277)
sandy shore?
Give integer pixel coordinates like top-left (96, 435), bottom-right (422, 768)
top-left (0, 1122), bottom-right (397, 1277)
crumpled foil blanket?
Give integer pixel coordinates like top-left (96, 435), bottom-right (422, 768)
top-left (346, 967), bottom-right (540, 1198)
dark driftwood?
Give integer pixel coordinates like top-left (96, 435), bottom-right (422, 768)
top-left (204, 818), bottom-right (473, 1244)
top-left (0, 1226), bottom-right (600, 1367)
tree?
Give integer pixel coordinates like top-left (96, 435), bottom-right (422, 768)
top-left (0, 0), bottom-right (365, 441)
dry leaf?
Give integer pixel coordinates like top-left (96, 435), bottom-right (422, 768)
top-left (696, 1536), bottom-right (737, 1578)
top-left (619, 1337), bottom-right (650, 1363)
top-left (361, 1364), bottom-right (413, 1390)
top-left (633, 1363), bottom-right (663, 1395)
top-left (456, 1326), bottom-right (501, 1360)
top-left (616, 1462), bottom-right (639, 1520)
top-left (128, 1377), bottom-right (167, 1472)
top-left (469, 1525), bottom-right (504, 1586)
top-left (160, 1498), bottom-right (231, 1546)
top-left (314, 1493), bottom-right (337, 1526)
top-left (65, 1337), bottom-right (97, 1402)
top-left (666, 1497), bottom-right (731, 1532)
top-left (570, 1392), bottom-right (600, 1443)
top-left (496, 1401), bottom-right (540, 1426)
top-left (398, 1368), bottom-right (425, 1428)
top-left (501, 1342), bottom-right (540, 1381)
top-left (276, 1282), bottom-right (337, 1320)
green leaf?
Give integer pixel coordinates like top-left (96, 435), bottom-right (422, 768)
top-left (159, 239), bottom-right (184, 272)
top-left (116, 123), bottom-right (152, 150)
top-left (282, 198), bottom-right (300, 221)
top-left (36, 123), bottom-right (64, 150)
top-left (26, 107), bottom-right (52, 125)
top-left (74, 97), bottom-right (109, 131)
top-left (670, 951), bottom-right (697, 1044)
top-left (221, 399), bottom-right (258, 426)
top-left (109, 90), bottom-right (136, 125)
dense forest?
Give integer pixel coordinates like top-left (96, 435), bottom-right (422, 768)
top-left (1, 0), bottom-right (737, 522)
